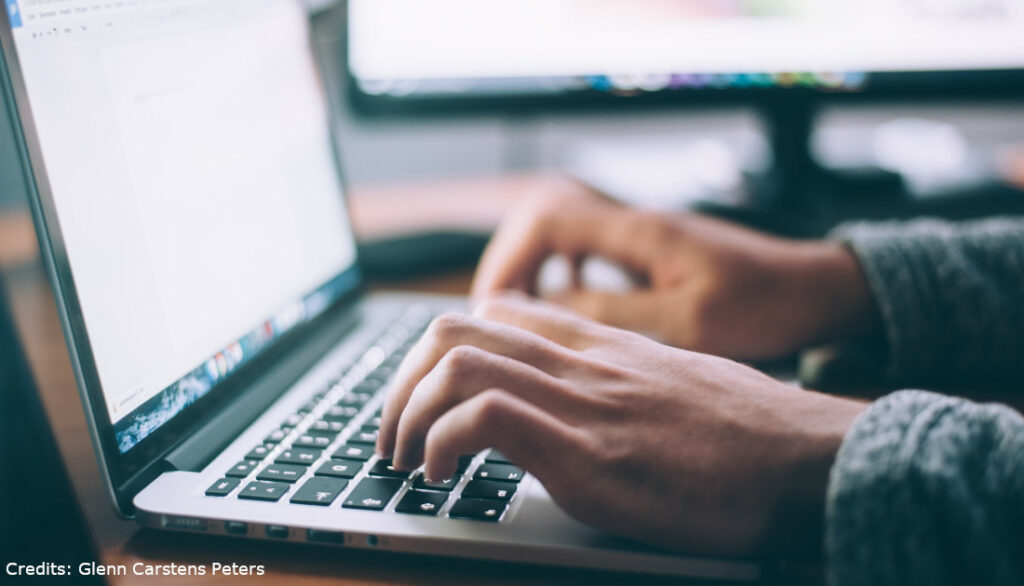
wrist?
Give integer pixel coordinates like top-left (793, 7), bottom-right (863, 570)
top-left (769, 392), bottom-right (868, 559)
top-left (793, 241), bottom-right (881, 346)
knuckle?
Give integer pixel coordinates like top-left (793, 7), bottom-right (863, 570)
top-left (427, 312), bottom-right (468, 342)
top-left (471, 390), bottom-right (511, 429)
top-left (439, 344), bottom-right (484, 379)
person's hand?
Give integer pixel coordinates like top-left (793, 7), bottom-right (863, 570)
top-left (376, 294), bottom-right (867, 557)
top-left (471, 176), bottom-right (879, 361)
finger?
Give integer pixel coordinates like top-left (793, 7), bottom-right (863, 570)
top-left (554, 290), bottom-right (669, 341)
top-left (392, 345), bottom-right (580, 470)
top-left (377, 312), bottom-right (576, 457)
top-left (473, 292), bottom-right (609, 349)
top-left (470, 202), bottom-right (661, 301)
top-left (422, 388), bottom-right (582, 484)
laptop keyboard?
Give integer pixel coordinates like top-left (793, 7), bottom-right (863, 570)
top-left (204, 306), bottom-right (525, 523)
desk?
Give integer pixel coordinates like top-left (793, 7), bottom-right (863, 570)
top-left (1, 175), bottom-right (729, 586)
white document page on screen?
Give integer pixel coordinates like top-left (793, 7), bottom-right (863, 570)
top-left (15, 1), bottom-right (356, 420)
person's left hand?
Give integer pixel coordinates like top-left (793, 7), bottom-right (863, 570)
top-left (376, 294), bottom-right (866, 557)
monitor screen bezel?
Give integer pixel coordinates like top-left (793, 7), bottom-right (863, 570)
top-left (0, 0), bottom-right (366, 514)
top-left (342, 4), bottom-right (1024, 118)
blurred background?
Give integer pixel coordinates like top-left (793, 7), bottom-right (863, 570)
top-left (4, 0), bottom-right (1024, 216)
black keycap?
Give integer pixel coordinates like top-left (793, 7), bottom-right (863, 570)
top-left (365, 370), bottom-right (392, 386)
top-left (275, 448), bottom-right (322, 466)
top-left (474, 463), bottom-right (524, 483)
top-left (290, 477), bottom-right (347, 506)
top-left (323, 405), bottom-right (359, 422)
top-left (264, 429), bottom-right (289, 444)
top-left (449, 498), bottom-right (506, 522)
top-left (226, 460), bottom-right (256, 478)
top-left (462, 479), bottom-right (516, 501)
top-left (205, 477), bottom-right (240, 497)
top-left (293, 434), bottom-right (333, 449)
top-left (352, 380), bottom-right (381, 394)
top-left (238, 481), bottom-right (290, 502)
top-left (283, 413), bottom-right (304, 427)
top-left (342, 477), bottom-right (404, 511)
top-left (257, 463), bottom-right (307, 484)
top-left (315, 459), bottom-right (363, 479)
top-left (395, 490), bottom-right (448, 516)
top-left (455, 454), bottom-right (475, 473)
top-left (308, 420), bottom-right (344, 434)
top-left (338, 393), bottom-right (371, 407)
top-left (485, 449), bottom-right (514, 464)
top-left (244, 444), bottom-right (274, 460)
top-left (413, 473), bottom-right (459, 492)
top-left (348, 427), bottom-right (379, 445)
top-left (367, 458), bottom-right (411, 479)
top-left (333, 444), bottom-right (372, 461)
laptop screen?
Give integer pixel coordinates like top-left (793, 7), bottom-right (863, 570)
top-left (5, 0), bottom-right (359, 453)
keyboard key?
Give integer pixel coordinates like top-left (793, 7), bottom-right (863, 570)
top-left (308, 420), bottom-right (345, 435)
top-left (462, 479), bottom-right (516, 501)
top-left (283, 413), bottom-right (304, 427)
top-left (333, 444), bottom-right (373, 461)
top-left (290, 477), bottom-right (347, 506)
top-left (323, 405), bottom-right (359, 422)
top-left (485, 449), bottom-right (514, 464)
top-left (293, 434), bottom-right (333, 449)
top-left (367, 458), bottom-right (411, 479)
top-left (395, 490), bottom-right (448, 516)
top-left (275, 448), bottom-right (322, 466)
top-left (413, 473), bottom-right (459, 492)
top-left (342, 477), bottom-right (404, 511)
top-left (366, 414), bottom-right (383, 428)
top-left (338, 393), bottom-right (371, 407)
top-left (315, 459), bottom-right (363, 479)
top-left (257, 463), bottom-right (307, 483)
top-left (348, 427), bottom-right (379, 445)
top-left (365, 371), bottom-right (392, 386)
top-left (455, 454), bottom-right (475, 473)
top-left (449, 498), bottom-right (506, 522)
top-left (264, 429), bottom-right (289, 444)
top-left (205, 477), bottom-right (240, 497)
top-left (352, 380), bottom-right (381, 394)
top-left (226, 460), bottom-right (256, 478)
top-left (474, 463), bottom-right (524, 483)
top-left (238, 481), bottom-right (290, 502)
top-left (244, 444), bottom-right (274, 460)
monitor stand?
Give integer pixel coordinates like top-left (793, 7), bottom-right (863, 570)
top-left (694, 95), bottom-right (1024, 238)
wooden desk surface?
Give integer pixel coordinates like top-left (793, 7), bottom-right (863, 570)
top-left (0, 177), bottom-right (719, 586)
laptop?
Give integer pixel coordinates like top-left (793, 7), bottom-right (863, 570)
top-left (0, 0), bottom-right (757, 580)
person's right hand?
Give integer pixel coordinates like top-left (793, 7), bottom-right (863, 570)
top-left (376, 294), bottom-right (867, 557)
top-left (471, 176), bottom-right (879, 361)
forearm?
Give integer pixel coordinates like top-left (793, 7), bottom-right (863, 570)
top-left (826, 390), bottom-right (1024, 586)
top-left (831, 217), bottom-right (1024, 386)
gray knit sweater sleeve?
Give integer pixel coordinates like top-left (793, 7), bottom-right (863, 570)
top-left (830, 217), bottom-right (1024, 385)
top-left (827, 391), bottom-right (1024, 586)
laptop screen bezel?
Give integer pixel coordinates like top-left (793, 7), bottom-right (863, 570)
top-left (0, 1), bottom-right (367, 514)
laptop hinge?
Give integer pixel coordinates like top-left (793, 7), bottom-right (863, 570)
top-left (163, 304), bottom-right (363, 472)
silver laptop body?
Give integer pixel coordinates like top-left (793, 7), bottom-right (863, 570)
top-left (0, 0), bottom-right (757, 579)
